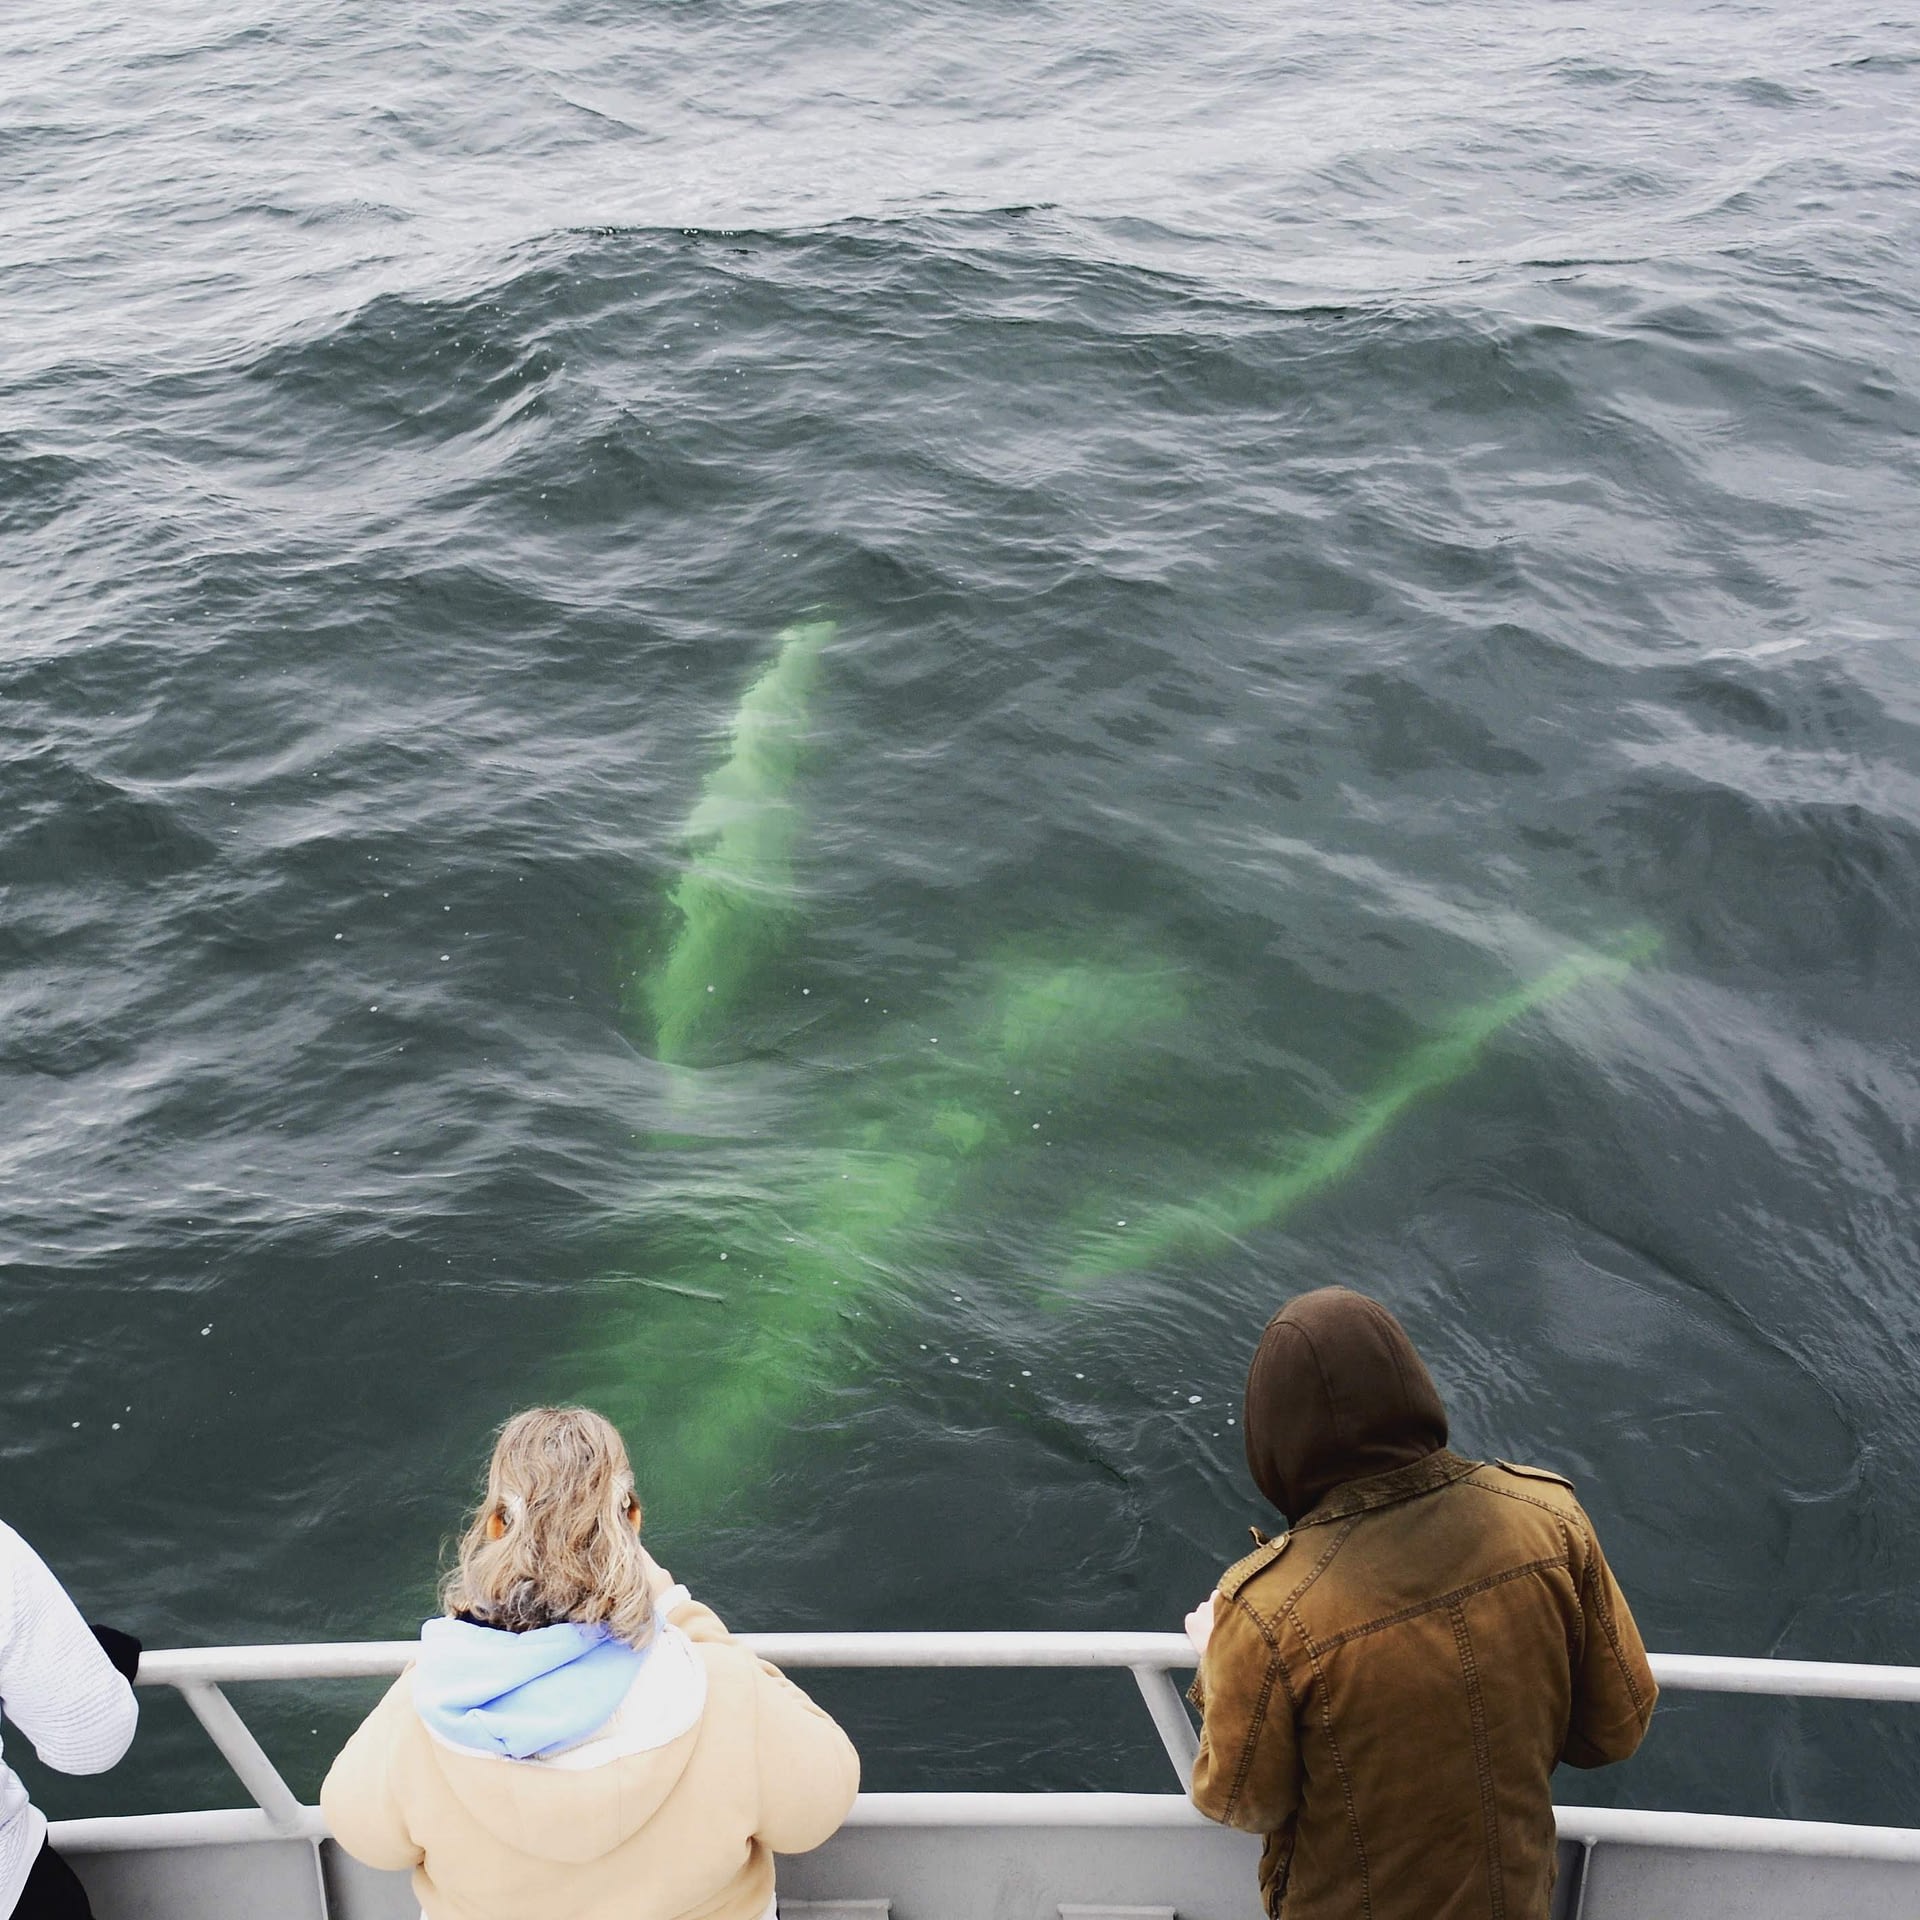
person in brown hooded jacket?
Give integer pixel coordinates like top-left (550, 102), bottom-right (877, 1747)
top-left (1184, 1287), bottom-right (1656, 1920)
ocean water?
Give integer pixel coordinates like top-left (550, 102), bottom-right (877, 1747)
top-left (5, 0), bottom-right (1920, 1828)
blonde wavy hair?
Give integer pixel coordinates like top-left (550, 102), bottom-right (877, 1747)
top-left (440, 1406), bottom-right (656, 1647)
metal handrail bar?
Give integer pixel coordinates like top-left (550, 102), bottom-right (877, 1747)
top-left (118, 1631), bottom-right (1920, 1857)
top-left (1646, 1652), bottom-right (1920, 1702)
top-left (134, 1634), bottom-right (1920, 1703)
top-left (50, 1809), bottom-right (330, 1853)
top-left (48, 1795), bottom-right (1920, 1864)
top-left (137, 1643), bottom-right (417, 1685)
top-left (1558, 1803), bottom-right (1920, 1864)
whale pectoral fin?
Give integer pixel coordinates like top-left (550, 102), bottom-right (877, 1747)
top-left (1063, 936), bottom-right (1660, 1283)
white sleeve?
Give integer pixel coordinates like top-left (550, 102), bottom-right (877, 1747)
top-left (0, 1522), bottom-right (138, 1775)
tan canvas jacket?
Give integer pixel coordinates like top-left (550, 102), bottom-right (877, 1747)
top-left (1191, 1449), bottom-right (1656, 1920)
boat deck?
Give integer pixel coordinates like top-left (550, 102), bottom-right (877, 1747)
top-left (50, 1634), bottom-right (1920, 1919)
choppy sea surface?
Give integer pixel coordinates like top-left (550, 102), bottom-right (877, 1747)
top-left (5, 0), bottom-right (1920, 1825)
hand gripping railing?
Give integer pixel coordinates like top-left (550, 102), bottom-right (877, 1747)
top-left (44, 1635), bottom-right (1920, 1864)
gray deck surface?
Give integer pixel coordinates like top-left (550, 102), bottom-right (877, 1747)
top-left (60, 1820), bottom-right (1920, 1919)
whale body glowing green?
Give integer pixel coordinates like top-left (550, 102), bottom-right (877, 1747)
top-left (637, 620), bottom-right (834, 1066)
top-left (603, 956), bottom-right (1192, 1502)
top-left (596, 630), bottom-right (1660, 1505)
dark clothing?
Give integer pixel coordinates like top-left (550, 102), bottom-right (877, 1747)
top-left (84, 1630), bottom-right (139, 1687)
top-left (1194, 1289), bottom-right (1657, 1920)
top-left (14, 1843), bottom-right (94, 1920)
top-left (1242, 1285), bottom-right (1449, 1521)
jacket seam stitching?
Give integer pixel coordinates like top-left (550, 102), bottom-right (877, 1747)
top-left (1293, 1456), bottom-right (1481, 1529)
top-left (1264, 1658), bottom-right (1302, 1910)
top-left (1279, 1518), bottom-right (1359, 1611)
top-left (1461, 1478), bottom-right (1571, 1519)
top-left (1218, 1647), bottom-right (1284, 1827)
top-left (1579, 1523), bottom-right (1650, 1714)
top-left (1231, 1591), bottom-right (1282, 1653)
top-left (1295, 1617), bottom-right (1371, 1920)
top-left (1448, 1597), bottom-right (1506, 1920)
top-left (1560, 1515), bottom-right (1585, 1682)
top-left (1310, 1557), bottom-right (1565, 1651)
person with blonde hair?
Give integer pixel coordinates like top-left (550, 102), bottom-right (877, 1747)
top-left (322, 1407), bottom-right (859, 1920)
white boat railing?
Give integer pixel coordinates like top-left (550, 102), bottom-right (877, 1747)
top-left (45, 1635), bottom-right (1920, 1866)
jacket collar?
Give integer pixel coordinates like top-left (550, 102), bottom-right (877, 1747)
top-left (1291, 1447), bottom-right (1482, 1529)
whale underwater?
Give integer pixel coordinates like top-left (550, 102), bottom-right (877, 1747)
top-left (572, 623), bottom-right (1657, 1510)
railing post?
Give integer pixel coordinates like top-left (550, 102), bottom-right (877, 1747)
top-left (1557, 1836), bottom-right (1592, 1920)
top-left (1130, 1665), bottom-right (1200, 1787)
top-left (177, 1681), bottom-right (306, 1834)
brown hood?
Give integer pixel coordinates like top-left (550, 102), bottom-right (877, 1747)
top-left (1243, 1287), bottom-right (1449, 1520)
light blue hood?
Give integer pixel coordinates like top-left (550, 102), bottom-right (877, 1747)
top-left (413, 1617), bottom-right (642, 1760)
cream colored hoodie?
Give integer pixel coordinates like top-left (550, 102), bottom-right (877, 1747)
top-left (321, 1583), bottom-right (859, 1920)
